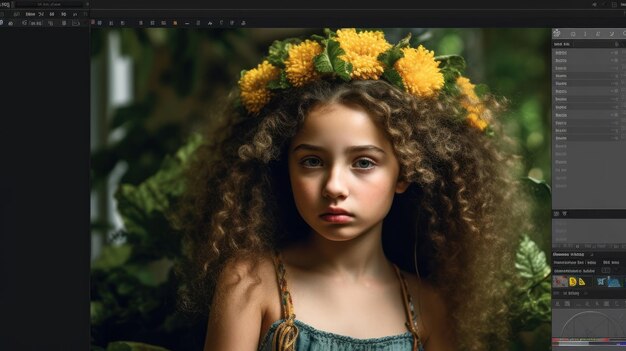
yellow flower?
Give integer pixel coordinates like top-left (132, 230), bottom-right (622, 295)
top-left (239, 61), bottom-right (280, 114)
top-left (394, 46), bottom-right (444, 98)
top-left (456, 76), bottom-right (480, 104)
top-left (467, 112), bottom-right (488, 131)
top-left (335, 28), bottom-right (391, 80)
top-left (285, 40), bottom-right (323, 87)
top-left (457, 76), bottom-right (488, 132)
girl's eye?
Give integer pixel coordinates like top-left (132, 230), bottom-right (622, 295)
top-left (300, 157), bottom-right (323, 168)
top-left (353, 158), bottom-right (375, 169)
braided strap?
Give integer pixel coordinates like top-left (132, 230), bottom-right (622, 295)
top-left (271, 318), bottom-right (299, 351)
top-left (272, 253), bottom-right (299, 351)
top-left (393, 265), bottom-right (421, 351)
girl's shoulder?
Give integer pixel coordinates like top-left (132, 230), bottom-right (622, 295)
top-left (214, 252), bottom-right (281, 320)
top-left (217, 252), bottom-right (279, 301)
top-left (206, 252), bottom-right (282, 350)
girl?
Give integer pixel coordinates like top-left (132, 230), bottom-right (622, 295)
top-left (177, 29), bottom-right (529, 350)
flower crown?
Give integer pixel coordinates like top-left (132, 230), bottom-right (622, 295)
top-left (238, 28), bottom-right (491, 133)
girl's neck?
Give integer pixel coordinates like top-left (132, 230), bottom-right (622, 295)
top-left (290, 224), bottom-right (392, 281)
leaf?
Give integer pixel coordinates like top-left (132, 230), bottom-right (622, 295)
top-left (378, 47), bottom-right (404, 68)
top-left (91, 301), bottom-right (105, 325)
top-left (313, 39), bottom-right (351, 81)
top-left (381, 68), bottom-right (405, 91)
top-left (515, 234), bottom-right (550, 282)
top-left (115, 134), bottom-right (203, 253)
top-left (436, 54), bottom-right (466, 72)
top-left (395, 33), bottom-right (412, 48)
top-left (334, 60), bottom-right (352, 82)
top-left (436, 55), bottom-right (466, 83)
top-left (92, 244), bottom-right (133, 270)
top-left (267, 71), bottom-right (291, 90)
top-left (485, 125), bottom-right (495, 137)
top-left (509, 235), bottom-right (552, 332)
top-left (474, 83), bottom-right (490, 98)
top-left (267, 38), bottom-right (301, 68)
top-left (313, 41), bottom-right (335, 73)
top-left (522, 177), bottom-right (552, 199)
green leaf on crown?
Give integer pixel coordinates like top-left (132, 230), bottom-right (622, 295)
top-left (381, 68), bottom-right (406, 91)
top-left (378, 47), bottom-right (405, 68)
top-left (267, 71), bottom-right (292, 90)
top-left (323, 28), bottom-right (337, 38)
top-left (474, 83), bottom-right (490, 98)
top-left (436, 54), bottom-right (466, 72)
top-left (395, 33), bottom-right (412, 49)
top-left (436, 54), bottom-right (466, 83)
top-left (314, 39), bottom-right (352, 82)
top-left (378, 33), bottom-right (410, 69)
top-left (267, 38), bottom-right (301, 68)
top-left (310, 34), bottom-right (326, 42)
top-left (484, 124), bottom-right (496, 137)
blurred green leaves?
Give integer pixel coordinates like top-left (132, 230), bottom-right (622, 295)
top-left (510, 235), bottom-right (552, 332)
top-left (91, 135), bottom-right (203, 350)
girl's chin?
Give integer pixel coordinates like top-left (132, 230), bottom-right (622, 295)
top-left (312, 229), bottom-right (364, 243)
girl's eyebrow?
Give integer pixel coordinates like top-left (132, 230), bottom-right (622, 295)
top-left (292, 143), bottom-right (386, 154)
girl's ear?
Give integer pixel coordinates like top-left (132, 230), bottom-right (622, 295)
top-left (395, 179), bottom-right (410, 194)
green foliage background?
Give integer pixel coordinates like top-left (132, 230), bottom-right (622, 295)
top-left (90, 28), bottom-right (552, 350)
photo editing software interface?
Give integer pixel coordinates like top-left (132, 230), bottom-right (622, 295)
top-left (551, 28), bottom-right (626, 348)
top-left (2, 0), bottom-right (626, 349)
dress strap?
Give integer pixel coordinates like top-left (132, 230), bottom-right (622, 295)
top-left (271, 252), bottom-right (299, 351)
top-left (393, 264), bottom-right (422, 351)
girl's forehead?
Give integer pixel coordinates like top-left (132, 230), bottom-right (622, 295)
top-left (291, 103), bottom-right (392, 150)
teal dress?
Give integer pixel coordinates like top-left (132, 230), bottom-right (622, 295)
top-left (259, 255), bottom-right (425, 351)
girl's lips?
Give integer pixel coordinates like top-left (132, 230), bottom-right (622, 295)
top-left (319, 214), bottom-right (354, 223)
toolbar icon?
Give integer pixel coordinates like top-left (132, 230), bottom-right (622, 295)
top-left (553, 29), bottom-right (561, 37)
top-left (569, 277), bottom-right (577, 287)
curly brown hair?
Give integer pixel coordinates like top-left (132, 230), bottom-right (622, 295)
top-left (175, 79), bottom-right (530, 350)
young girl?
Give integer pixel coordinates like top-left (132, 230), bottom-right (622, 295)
top-left (177, 29), bottom-right (529, 351)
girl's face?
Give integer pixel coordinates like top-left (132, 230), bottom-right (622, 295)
top-left (288, 103), bottom-right (408, 242)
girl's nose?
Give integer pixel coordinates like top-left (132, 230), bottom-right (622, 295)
top-left (322, 166), bottom-right (349, 199)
